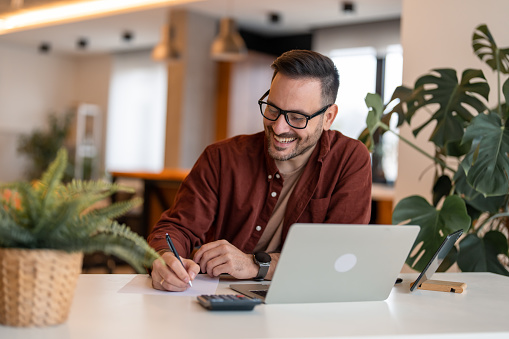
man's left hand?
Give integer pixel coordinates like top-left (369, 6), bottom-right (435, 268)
top-left (192, 240), bottom-right (258, 279)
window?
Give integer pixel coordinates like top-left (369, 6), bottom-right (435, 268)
top-left (330, 47), bottom-right (377, 139)
top-left (105, 51), bottom-right (167, 173)
top-left (329, 45), bottom-right (403, 183)
top-left (381, 44), bottom-right (403, 183)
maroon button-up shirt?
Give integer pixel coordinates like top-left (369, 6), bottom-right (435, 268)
top-left (148, 130), bottom-right (372, 257)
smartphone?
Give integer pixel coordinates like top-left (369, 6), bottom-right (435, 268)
top-left (410, 229), bottom-right (463, 292)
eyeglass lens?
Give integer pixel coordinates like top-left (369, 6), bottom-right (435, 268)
top-left (260, 103), bottom-right (308, 129)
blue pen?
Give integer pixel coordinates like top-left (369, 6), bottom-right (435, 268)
top-left (166, 233), bottom-right (192, 287)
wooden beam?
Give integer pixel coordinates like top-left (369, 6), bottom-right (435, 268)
top-left (214, 61), bottom-right (232, 141)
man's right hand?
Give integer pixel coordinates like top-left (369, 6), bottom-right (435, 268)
top-left (151, 252), bottom-right (200, 291)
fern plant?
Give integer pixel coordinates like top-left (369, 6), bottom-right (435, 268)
top-left (0, 148), bottom-right (160, 273)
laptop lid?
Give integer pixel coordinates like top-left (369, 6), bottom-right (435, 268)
top-left (231, 223), bottom-right (420, 304)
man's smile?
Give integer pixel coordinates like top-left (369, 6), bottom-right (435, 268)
top-left (274, 134), bottom-right (297, 144)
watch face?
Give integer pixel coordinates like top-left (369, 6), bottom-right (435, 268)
top-left (254, 252), bottom-right (271, 264)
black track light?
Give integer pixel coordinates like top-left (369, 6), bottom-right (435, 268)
top-left (38, 42), bottom-right (51, 53)
top-left (269, 12), bottom-right (281, 24)
top-left (122, 31), bottom-right (134, 42)
top-left (77, 37), bottom-right (88, 50)
top-left (341, 1), bottom-right (355, 13)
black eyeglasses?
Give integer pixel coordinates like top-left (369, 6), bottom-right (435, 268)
top-left (258, 89), bottom-right (332, 129)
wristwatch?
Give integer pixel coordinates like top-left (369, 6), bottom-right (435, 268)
top-left (253, 252), bottom-right (271, 280)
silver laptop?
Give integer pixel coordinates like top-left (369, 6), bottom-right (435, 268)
top-left (230, 223), bottom-right (420, 304)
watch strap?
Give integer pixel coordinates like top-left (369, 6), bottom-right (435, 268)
top-left (253, 252), bottom-right (271, 280)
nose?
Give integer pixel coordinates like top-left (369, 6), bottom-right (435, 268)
top-left (271, 114), bottom-right (292, 135)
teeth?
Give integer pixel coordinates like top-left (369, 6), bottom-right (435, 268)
top-left (274, 135), bottom-right (296, 143)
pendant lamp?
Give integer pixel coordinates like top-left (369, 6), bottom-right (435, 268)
top-left (210, 17), bottom-right (247, 62)
top-left (152, 23), bottom-right (180, 61)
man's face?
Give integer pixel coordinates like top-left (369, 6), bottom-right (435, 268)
top-left (263, 73), bottom-right (336, 162)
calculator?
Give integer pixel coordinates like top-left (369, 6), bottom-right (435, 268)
top-left (197, 294), bottom-right (262, 311)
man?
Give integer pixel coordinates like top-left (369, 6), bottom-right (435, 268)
top-left (148, 49), bottom-right (372, 291)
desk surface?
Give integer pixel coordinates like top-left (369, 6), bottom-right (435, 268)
top-left (2, 273), bottom-right (508, 339)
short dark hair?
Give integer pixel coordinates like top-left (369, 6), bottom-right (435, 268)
top-left (271, 50), bottom-right (340, 105)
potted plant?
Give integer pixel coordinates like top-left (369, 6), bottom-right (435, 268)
top-left (17, 111), bottom-right (75, 181)
top-left (0, 148), bottom-right (160, 327)
top-left (361, 24), bottom-right (509, 275)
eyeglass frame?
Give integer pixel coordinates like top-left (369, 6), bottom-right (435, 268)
top-left (258, 89), bottom-right (332, 129)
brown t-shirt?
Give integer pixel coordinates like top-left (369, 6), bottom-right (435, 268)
top-left (148, 130), bottom-right (372, 257)
top-left (253, 159), bottom-right (308, 253)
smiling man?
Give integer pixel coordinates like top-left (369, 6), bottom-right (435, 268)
top-left (148, 50), bottom-right (372, 291)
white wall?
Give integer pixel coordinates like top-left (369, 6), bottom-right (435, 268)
top-left (397, 0), bottom-right (509, 204)
top-left (228, 51), bottom-right (274, 137)
top-left (75, 55), bottom-right (112, 175)
top-left (179, 10), bottom-right (218, 168)
top-left (0, 41), bottom-right (112, 182)
top-left (0, 43), bottom-right (77, 182)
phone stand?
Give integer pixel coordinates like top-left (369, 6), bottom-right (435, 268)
top-left (411, 279), bottom-right (467, 293)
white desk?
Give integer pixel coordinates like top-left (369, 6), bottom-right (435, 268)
top-left (1, 273), bottom-right (508, 338)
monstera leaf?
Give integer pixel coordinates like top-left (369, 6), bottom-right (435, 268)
top-left (504, 77), bottom-right (509, 120)
top-left (457, 231), bottom-right (509, 276)
top-left (473, 24), bottom-right (509, 74)
top-left (392, 195), bottom-right (471, 272)
top-left (461, 111), bottom-right (509, 196)
top-left (409, 68), bottom-right (489, 148)
top-left (432, 175), bottom-right (452, 207)
top-left (386, 85), bottom-right (414, 127)
top-left (363, 93), bottom-right (385, 152)
top-left (454, 166), bottom-right (506, 213)
top-left (360, 87), bottom-right (413, 151)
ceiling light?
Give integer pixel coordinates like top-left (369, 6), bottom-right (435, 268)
top-left (77, 37), bottom-right (88, 50)
top-left (152, 23), bottom-right (180, 61)
top-left (0, 0), bottom-right (198, 35)
top-left (38, 42), bottom-right (50, 53)
top-left (210, 17), bottom-right (247, 62)
top-left (268, 12), bottom-right (281, 24)
top-left (341, 1), bottom-right (355, 14)
top-left (122, 30), bottom-right (134, 42)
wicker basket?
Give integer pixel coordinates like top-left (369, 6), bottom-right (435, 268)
top-left (0, 248), bottom-right (83, 327)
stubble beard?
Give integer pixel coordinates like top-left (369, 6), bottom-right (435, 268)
top-left (265, 124), bottom-right (323, 162)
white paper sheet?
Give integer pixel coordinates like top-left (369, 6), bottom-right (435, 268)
top-left (118, 274), bottom-right (220, 296)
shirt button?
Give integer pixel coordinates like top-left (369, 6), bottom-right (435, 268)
top-left (268, 175), bottom-right (272, 180)
top-left (255, 225), bottom-right (262, 231)
top-left (271, 192), bottom-right (277, 197)
top-left (275, 174), bottom-right (280, 179)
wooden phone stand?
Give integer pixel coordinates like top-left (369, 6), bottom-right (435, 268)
top-left (411, 280), bottom-right (467, 293)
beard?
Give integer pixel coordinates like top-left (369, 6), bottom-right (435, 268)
top-left (265, 119), bottom-right (324, 161)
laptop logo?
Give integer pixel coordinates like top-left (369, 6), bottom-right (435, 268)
top-left (334, 253), bottom-right (357, 273)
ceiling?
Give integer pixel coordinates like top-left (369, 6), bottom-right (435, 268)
top-left (0, 0), bottom-right (402, 55)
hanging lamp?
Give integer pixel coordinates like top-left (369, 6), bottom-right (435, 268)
top-left (210, 17), bottom-right (247, 62)
top-left (152, 23), bottom-right (180, 61)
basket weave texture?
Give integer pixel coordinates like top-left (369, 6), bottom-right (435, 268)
top-left (0, 248), bottom-right (83, 327)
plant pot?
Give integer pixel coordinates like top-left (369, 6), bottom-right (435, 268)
top-left (0, 248), bottom-right (83, 327)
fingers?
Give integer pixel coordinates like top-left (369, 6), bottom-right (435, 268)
top-left (193, 240), bottom-right (227, 264)
top-left (152, 253), bottom-right (199, 292)
top-left (193, 240), bottom-right (229, 274)
top-left (201, 253), bottom-right (229, 277)
top-left (184, 258), bottom-right (200, 281)
top-left (193, 240), bottom-right (257, 279)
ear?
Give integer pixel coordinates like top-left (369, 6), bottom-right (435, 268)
top-left (322, 104), bottom-right (338, 131)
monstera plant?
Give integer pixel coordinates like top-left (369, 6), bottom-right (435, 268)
top-left (361, 24), bottom-right (509, 276)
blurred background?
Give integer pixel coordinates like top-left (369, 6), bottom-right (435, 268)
top-left (0, 0), bottom-right (506, 272)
